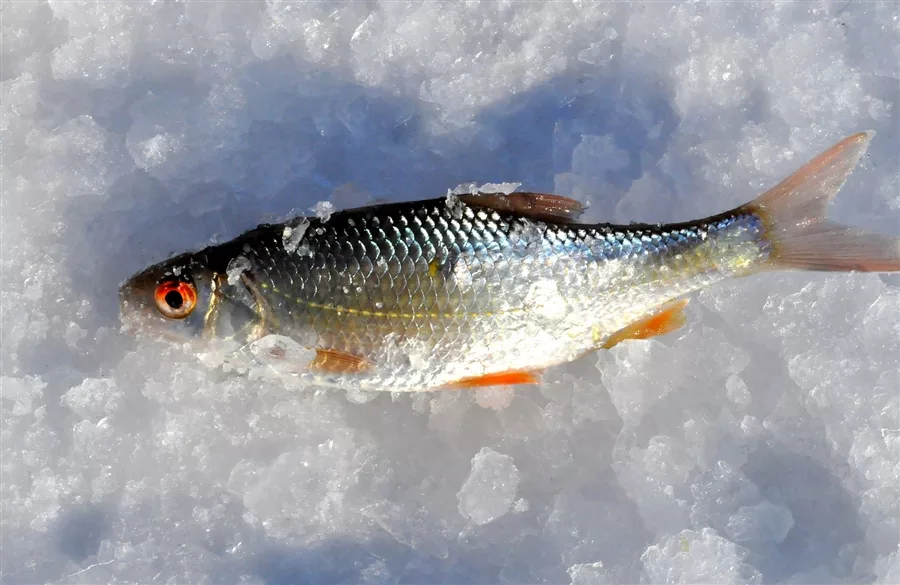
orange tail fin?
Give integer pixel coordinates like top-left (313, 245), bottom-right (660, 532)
top-left (744, 131), bottom-right (900, 272)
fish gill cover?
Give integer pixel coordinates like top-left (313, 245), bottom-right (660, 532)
top-left (1, 2), bottom-right (898, 584)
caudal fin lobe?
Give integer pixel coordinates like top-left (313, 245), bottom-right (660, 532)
top-left (745, 131), bottom-right (900, 272)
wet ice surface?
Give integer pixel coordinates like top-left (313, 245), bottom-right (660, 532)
top-left (2, 2), bottom-right (899, 583)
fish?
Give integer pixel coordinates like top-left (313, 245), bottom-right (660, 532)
top-left (119, 131), bottom-right (900, 392)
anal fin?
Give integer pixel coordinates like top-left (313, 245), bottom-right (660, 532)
top-left (443, 370), bottom-right (541, 390)
top-left (601, 299), bottom-right (689, 350)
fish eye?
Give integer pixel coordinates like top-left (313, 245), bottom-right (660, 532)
top-left (154, 280), bottom-right (198, 319)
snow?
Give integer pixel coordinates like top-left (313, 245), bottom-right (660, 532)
top-left (2, 1), bottom-right (899, 583)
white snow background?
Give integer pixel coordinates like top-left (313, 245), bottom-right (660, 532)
top-left (2, 2), bottom-right (899, 584)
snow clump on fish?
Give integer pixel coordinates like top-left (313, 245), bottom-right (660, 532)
top-left (3, 2), bottom-right (899, 584)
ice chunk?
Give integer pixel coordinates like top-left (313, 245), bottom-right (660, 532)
top-left (129, 131), bottom-right (184, 171)
top-left (2, 375), bottom-right (47, 416)
top-left (226, 256), bottom-right (252, 286)
top-left (281, 220), bottom-right (310, 254)
top-left (48, 1), bottom-right (135, 87)
top-left (61, 378), bottom-right (121, 421)
top-left (642, 528), bottom-right (762, 584)
top-left (449, 181), bottom-right (522, 196)
top-left (475, 182), bottom-right (522, 195)
top-left (497, 394), bottom-right (547, 438)
top-left (567, 561), bottom-right (613, 585)
top-left (725, 374), bottom-right (751, 407)
top-left (576, 28), bottom-right (618, 65)
top-left (613, 434), bottom-right (693, 534)
top-left (457, 448), bottom-right (520, 525)
top-left (345, 387), bottom-right (378, 405)
top-left (876, 550), bottom-right (900, 585)
top-left (725, 499), bottom-right (795, 544)
top-left (311, 200), bottom-right (334, 221)
top-left (248, 335), bottom-right (316, 377)
top-left (598, 340), bottom-right (681, 426)
top-left (428, 391), bottom-right (473, 436)
top-left (474, 387), bottom-right (515, 411)
top-left (448, 183), bottom-right (478, 197)
top-left (31, 115), bottom-right (134, 197)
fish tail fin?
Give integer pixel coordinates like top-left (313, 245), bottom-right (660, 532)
top-left (743, 131), bottom-right (900, 272)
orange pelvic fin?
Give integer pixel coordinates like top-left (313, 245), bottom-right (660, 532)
top-left (310, 348), bottom-right (371, 374)
top-left (443, 369), bottom-right (542, 389)
top-left (601, 299), bottom-right (689, 350)
top-left (459, 192), bottom-right (585, 222)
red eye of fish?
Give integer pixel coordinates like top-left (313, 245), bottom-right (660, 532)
top-left (154, 280), bottom-right (197, 320)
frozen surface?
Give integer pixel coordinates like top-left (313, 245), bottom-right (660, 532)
top-left (2, 1), bottom-right (899, 583)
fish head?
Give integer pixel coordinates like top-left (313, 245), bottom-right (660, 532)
top-left (119, 252), bottom-right (264, 346)
top-left (119, 253), bottom-right (217, 343)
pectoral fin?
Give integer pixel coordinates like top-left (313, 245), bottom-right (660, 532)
top-left (310, 348), bottom-right (372, 374)
top-left (601, 299), bottom-right (689, 350)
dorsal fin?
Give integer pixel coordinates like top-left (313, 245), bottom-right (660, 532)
top-left (458, 192), bottom-right (586, 222)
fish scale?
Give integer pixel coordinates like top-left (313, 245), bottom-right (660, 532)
top-left (120, 132), bottom-right (900, 391)
top-left (212, 197), bottom-right (765, 390)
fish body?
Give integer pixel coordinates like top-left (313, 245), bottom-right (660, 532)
top-left (120, 132), bottom-right (900, 392)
